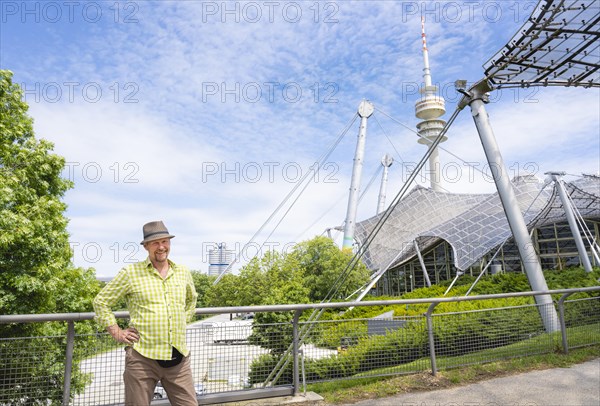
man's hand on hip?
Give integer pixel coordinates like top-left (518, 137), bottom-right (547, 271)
top-left (107, 325), bottom-right (140, 345)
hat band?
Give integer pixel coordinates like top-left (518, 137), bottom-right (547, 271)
top-left (144, 231), bottom-right (170, 239)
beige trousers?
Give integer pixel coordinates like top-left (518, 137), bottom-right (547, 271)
top-left (123, 346), bottom-right (197, 406)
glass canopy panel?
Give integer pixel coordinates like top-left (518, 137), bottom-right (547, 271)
top-left (355, 176), bottom-right (600, 273)
top-left (483, 0), bottom-right (600, 89)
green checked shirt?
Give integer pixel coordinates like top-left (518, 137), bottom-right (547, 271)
top-left (93, 258), bottom-right (198, 360)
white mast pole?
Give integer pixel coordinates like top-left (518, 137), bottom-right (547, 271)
top-left (548, 172), bottom-right (594, 273)
top-left (342, 100), bottom-right (374, 250)
top-left (458, 80), bottom-right (560, 333)
top-left (377, 154), bottom-right (394, 214)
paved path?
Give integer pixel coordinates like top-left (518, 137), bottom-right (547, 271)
top-left (340, 358), bottom-right (600, 406)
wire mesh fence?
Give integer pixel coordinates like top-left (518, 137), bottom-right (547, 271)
top-left (73, 333), bottom-right (126, 405)
top-left (433, 302), bottom-right (556, 371)
top-left (562, 296), bottom-right (600, 350)
top-left (298, 315), bottom-right (430, 383)
top-left (187, 319), bottom-right (264, 393)
top-left (0, 334), bottom-right (66, 405)
top-left (0, 288), bottom-right (599, 406)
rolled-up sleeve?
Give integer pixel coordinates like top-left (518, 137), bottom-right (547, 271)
top-left (185, 270), bottom-right (198, 322)
top-left (93, 269), bottom-right (129, 328)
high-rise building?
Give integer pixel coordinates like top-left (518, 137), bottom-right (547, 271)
top-left (208, 243), bottom-right (234, 277)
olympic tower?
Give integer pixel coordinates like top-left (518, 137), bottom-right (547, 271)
top-left (415, 17), bottom-right (447, 192)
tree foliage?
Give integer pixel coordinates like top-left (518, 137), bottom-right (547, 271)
top-left (209, 237), bottom-right (371, 355)
top-left (290, 236), bottom-right (371, 302)
top-left (198, 235), bottom-right (371, 355)
top-left (204, 236), bottom-right (371, 309)
top-left (190, 270), bottom-right (215, 309)
top-left (246, 251), bottom-right (309, 354)
top-left (0, 70), bottom-right (101, 404)
top-left (204, 272), bottom-right (241, 308)
top-left (251, 267), bottom-right (600, 384)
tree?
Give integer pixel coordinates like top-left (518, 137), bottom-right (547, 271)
top-left (204, 237), bottom-right (370, 355)
top-left (0, 70), bottom-right (101, 405)
top-left (190, 271), bottom-right (215, 309)
top-left (247, 251), bottom-right (309, 354)
top-left (290, 236), bottom-right (371, 301)
top-left (204, 272), bottom-right (240, 307)
top-left (206, 237), bottom-right (370, 354)
top-left (235, 258), bottom-right (269, 306)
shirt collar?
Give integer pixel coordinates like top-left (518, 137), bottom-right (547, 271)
top-left (144, 257), bottom-right (177, 273)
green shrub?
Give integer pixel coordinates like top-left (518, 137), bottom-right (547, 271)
top-left (249, 268), bottom-right (600, 384)
top-left (248, 353), bottom-right (292, 385)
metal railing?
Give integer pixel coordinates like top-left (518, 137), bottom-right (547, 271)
top-left (1, 287), bottom-right (599, 405)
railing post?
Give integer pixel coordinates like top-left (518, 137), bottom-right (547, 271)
top-left (292, 310), bottom-right (302, 396)
top-left (426, 303), bottom-right (438, 376)
top-left (62, 321), bottom-right (75, 406)
top-left (558, 293), bottom-right (573, 354)
top-left (300, 348), bottom-right (306, 396)
top-left (292, 310), bottom-right (301, 397)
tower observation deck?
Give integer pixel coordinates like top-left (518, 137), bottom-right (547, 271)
top-left (415, 17), bottom-right (447, 192)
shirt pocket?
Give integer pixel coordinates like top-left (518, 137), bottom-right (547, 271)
top-left (168, 281), bottom-right (186, 306)
top-left (128, 276), bottom-right (161, 306)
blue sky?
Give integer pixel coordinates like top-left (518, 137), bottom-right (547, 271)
top-left (2, 1), bottom-right (599, 278)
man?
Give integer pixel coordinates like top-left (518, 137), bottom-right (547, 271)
top-left (93, 221), bottom-right (199, 406)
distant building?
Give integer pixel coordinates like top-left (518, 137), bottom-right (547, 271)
top-left (208, 243), bottom-right (234, 277)
top-left (355, 175), bottom-right (600, 296)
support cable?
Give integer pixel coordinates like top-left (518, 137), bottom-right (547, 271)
top-left (564, 184), bottom-right (600, 264)
top-left (375, 107), bottom-right (493, 185)
top-left (294, 162), bottom-right (381, 242)
top-left (372, 113), bottom-right (405, 163)
top-left (295, 193), bottom-right (346, 242)
top-left (372, 109), bottom-right (456, 194)
top-left (329, 106), bottom-right (464, 301)
top-left (359, 164), bottom-right (384, 204)
top-left (465, 180), bottom-right (552, 296)
top-left (265, 105), bottom-right (464, 386)
top-left (214, 114), bottom-right (358, 284)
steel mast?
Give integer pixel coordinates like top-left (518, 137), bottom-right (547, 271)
top-left (377, 154), bottom-right (394, 214)
top-left (342, 100), bottom-right (374, 250)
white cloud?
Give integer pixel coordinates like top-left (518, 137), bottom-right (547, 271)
top-left (5, 0), bottom-right (599, 277)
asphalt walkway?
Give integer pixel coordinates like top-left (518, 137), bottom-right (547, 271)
top-left (339, 358), bottom-right (600, 406)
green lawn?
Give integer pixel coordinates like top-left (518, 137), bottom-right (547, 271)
top-left (308, 323), bottom-right (600, 405)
